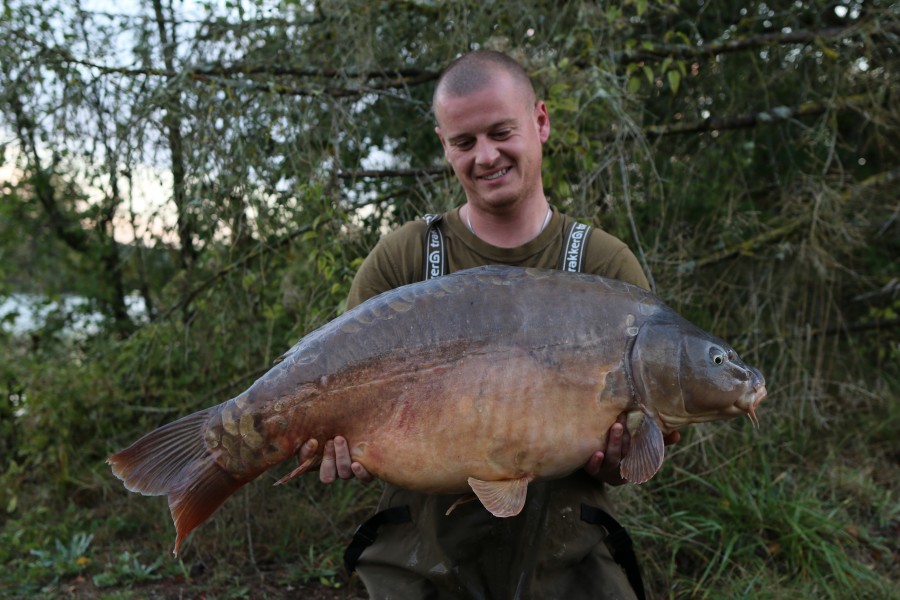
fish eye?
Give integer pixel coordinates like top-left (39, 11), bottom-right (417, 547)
top-left (710, 347), bottom-right (726, 365)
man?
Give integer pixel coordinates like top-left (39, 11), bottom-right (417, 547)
top-left (302, 50), bottom-right (677, 599)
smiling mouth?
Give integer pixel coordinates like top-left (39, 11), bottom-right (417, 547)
top-left (480, 167), bottom-right (510, 181)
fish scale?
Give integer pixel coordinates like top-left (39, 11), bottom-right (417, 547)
top-left (108, 265), bottom-right (766, 554)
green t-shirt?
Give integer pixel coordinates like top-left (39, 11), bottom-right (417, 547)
top-left (348, 205), bottom-right (648, 309)
top-left (345, 205), bottom-right (649, 598)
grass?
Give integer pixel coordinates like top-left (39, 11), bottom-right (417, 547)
top-left (1, 321), bottom-right (897, 599)
top-left (614, 395), bottom-right (900, 600)
top-left (4, 400), bottom-right (896, 599)
top-left (0, 464), bottom-right (378, 598)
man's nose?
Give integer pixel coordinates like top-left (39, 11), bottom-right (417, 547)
top-left (474, 139), bottom-right (500, 166)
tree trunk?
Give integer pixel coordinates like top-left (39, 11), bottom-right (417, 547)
top-left (152, 0), bottom-right (197, 272)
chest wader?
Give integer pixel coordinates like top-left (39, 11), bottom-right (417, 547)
top-left (342, 213), bottom-right (646, 600)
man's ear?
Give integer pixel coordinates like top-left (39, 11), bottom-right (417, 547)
top-left (534, 101), bottom-right (550, 143)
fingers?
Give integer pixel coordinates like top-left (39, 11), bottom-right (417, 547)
top-left (299, 438), bottom-right (318, 462)
top-left (604, 422), bottom-right (626, 465)
top-left (584, 450), bottom-right (605, 478)
top-left (319, 436), bottom-right (374, 484)
top-left (320, 439), bottom-right (338, 484)
top-left (351, 461), bottom-right (374, 483)
top-left (664, 430), bottom-right (681, 446)
top-left (333, 436), bottom-right (354, 479)
top-left (584, 421), bottom-right (629, 486)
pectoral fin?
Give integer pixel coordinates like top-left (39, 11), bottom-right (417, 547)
top-left (274, 439), bottom-right (318, 486)
top-left (273, 456), bottom-right (316, 486)
top-left (445, 494), bottom-right (478, 515)
top-left (467, 476), bottom-right (532, 517)
top-left (619, 411), bottom-right (665, 484)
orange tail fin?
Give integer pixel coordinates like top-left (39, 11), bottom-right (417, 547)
top-left (108, 407), bottom-right (247, 555)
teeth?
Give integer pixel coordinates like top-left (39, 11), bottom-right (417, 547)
top-left (483, 168), bottom-right (509, 181)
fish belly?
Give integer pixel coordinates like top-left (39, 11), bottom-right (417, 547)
top-left (309, 342), bottom-right (629, 493)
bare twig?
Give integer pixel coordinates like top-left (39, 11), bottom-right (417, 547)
top-left (13, 27), bottom-right (439, 98)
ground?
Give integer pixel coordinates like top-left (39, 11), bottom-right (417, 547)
top-left (8, 569), bottom-right (369, 599)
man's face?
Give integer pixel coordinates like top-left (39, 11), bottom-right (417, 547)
top-left (434, 72), bottom-right (550, 214)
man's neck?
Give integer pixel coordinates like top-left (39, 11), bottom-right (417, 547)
top-left (463, 200), bottom-right (552, 248)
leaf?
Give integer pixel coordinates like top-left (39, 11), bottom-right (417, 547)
top-left (627, 76), bottom-right (642, 94)
top-left (667, 69), bottom-right (681, 94)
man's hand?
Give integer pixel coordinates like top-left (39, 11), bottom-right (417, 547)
top-left (584, 416), bottom-right (681, 486)
top-left (304, 436), bottom-right (374, 484)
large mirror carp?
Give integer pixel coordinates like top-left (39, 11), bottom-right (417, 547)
top-left (109, 265), bottom-right (767, 554)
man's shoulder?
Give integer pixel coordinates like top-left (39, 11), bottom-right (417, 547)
top-left (380, 218), bottom-right (429, 245)
top-left (557, 213), bottom-right (629, 254)
top-left (347, 218), bottom-right (429, 308)
top-left (557, 213), bottom-right (648, 289)
top-left (586, 224), bottom-right (629, 252)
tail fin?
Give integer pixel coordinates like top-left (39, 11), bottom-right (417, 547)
top-left (108, 407), bottom-right (247, 555)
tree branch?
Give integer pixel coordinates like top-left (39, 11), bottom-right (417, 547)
top-left (6, 88), bottom-right (91, 254)
top-left (152, 0), bottom-right (196, 272)
top-left (337, 166), bottom-right (449, 179)
top-left (613, 20), bottom-right (899, 64)
top-left (677, 168), bottom-right (900, 273)
top-left (14, 26), bottom-right (439, 98)
top-left (22, 17), bottom-right (896, 101)
top-left (600, 96), bottom-right (868, 142)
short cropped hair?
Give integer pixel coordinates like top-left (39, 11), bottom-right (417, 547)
top-left (433, 50), bottom-right (536, 112)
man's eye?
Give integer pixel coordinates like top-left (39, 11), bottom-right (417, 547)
top-left (455, 140), bottom-right (474, 150)
top-left (492, 130), bottom-right (511, 139)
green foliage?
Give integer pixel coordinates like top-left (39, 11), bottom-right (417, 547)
top-left (285, 545), bottom-right (344, 589)
top-left (0, 0), bottom-right (897, 596)
top-left (0, 504), bottom-right (98, 595)
top-left (28, 532), bottom-right (94, 583)
top-left (91, 551), bottom-right (165, 588)
top-left (617, 398), bottom-right (900, 598)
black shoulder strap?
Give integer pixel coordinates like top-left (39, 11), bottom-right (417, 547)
top-left (581, 503), bottom-right (646, 600)
top-left (559, 220), bottom-right (592, 273)
top-left (423, 213), bottom-right (447, 280)
top-left (425, 214), bottom-right (591, 276)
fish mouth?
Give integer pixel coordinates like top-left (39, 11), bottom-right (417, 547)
top-left (738, 383), bottom-right (767, 428)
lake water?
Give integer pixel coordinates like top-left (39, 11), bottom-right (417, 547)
top-left (0, 293), bottom-right (147, 336)
top-left (1, 294), bottom-right (151, 417)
